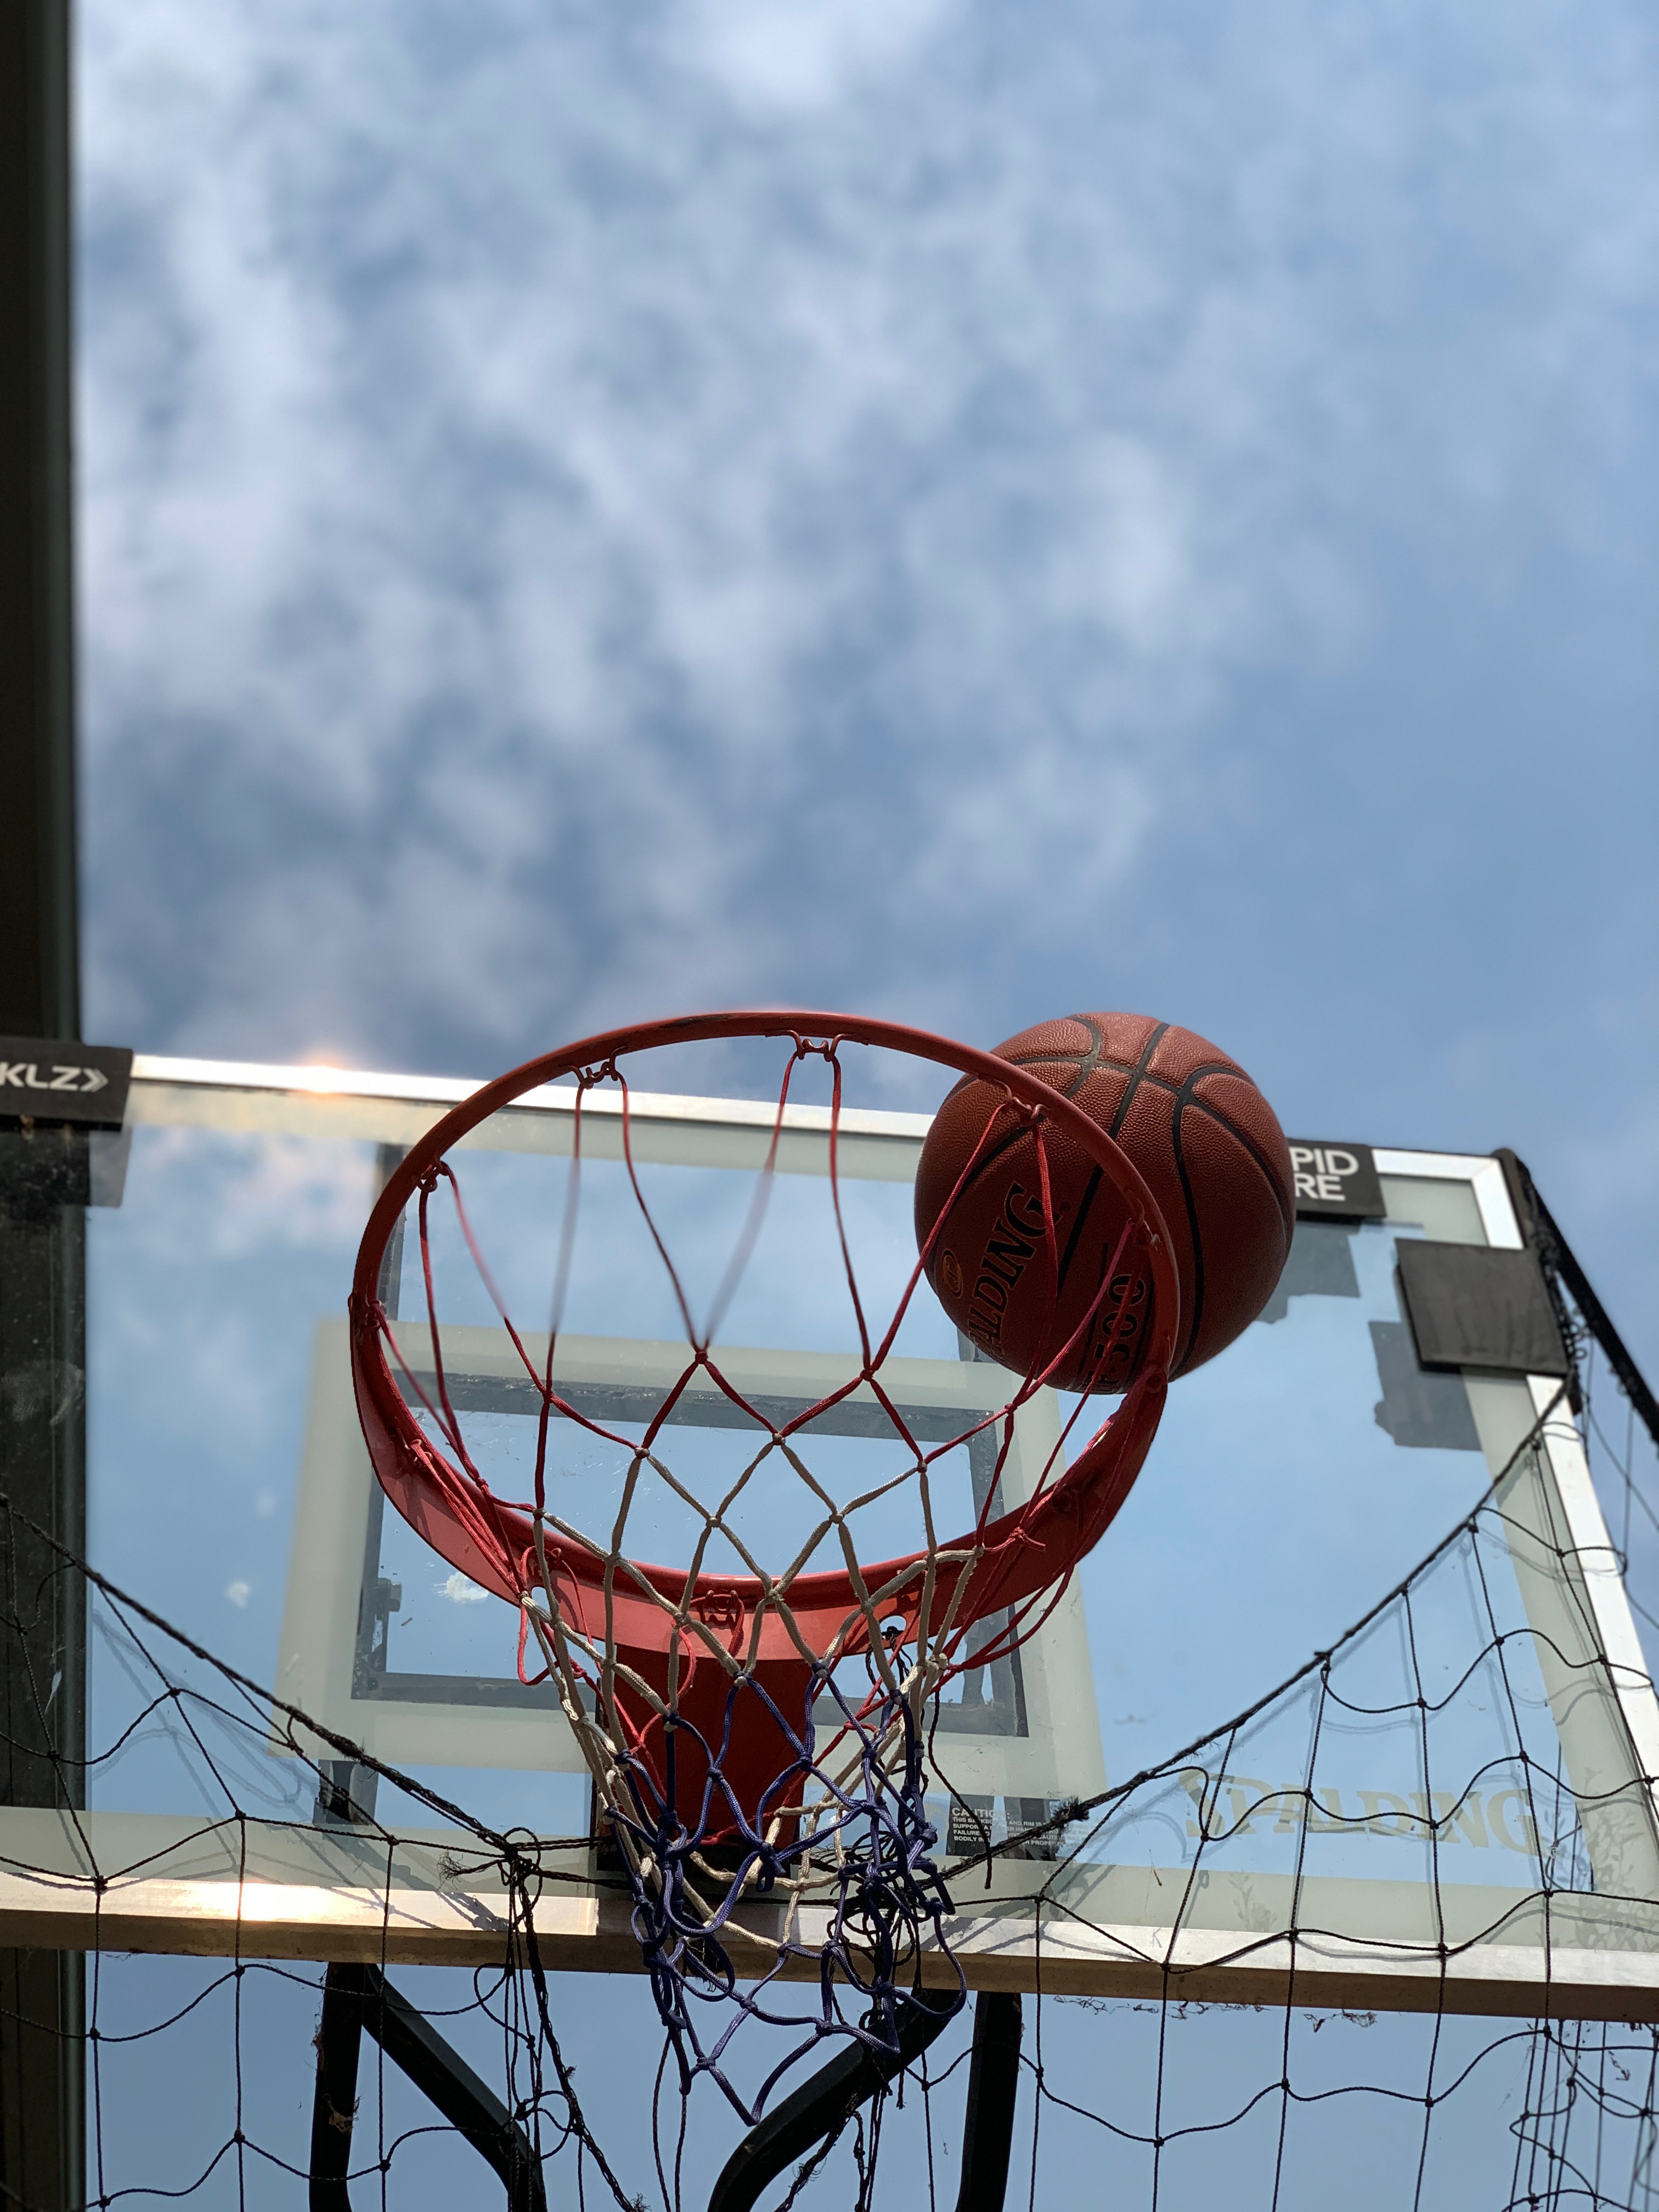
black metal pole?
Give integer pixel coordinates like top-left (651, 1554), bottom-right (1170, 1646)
top-left (707, 1991), bottom-right (962, 2212)
top-left (0, 2), bottom-right (77, 1046)
top-left (953, 1991), bottom-right (1023, 2212)
top-left (0, 6), bottom-right (86, 2209)
top-left (1496, 1149), bottom-right (1659, 1451)
top-left (309, 1963), bottom-right (548, 2212)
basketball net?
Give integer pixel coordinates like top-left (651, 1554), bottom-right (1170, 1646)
top-left (349, 1012), bottom-right (1177, 2119)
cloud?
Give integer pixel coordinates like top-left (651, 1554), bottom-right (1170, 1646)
top-left (123, 1129), bottom-right (374, 1260)
top-left (76, 0), bottom-right (1657, 1097)
top-left (224, 1579), bottom-right (251, 1608)
top-left (665, 0), bottom-right (959, 114)
top-left (438, 1571), bottom-right (490, 1605)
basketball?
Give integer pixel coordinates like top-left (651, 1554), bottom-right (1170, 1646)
top-left (915, 1012), bottom-right (1294, 1391)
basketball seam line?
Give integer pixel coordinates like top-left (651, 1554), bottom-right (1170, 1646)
top-left (1102, 1020), bottom-right (1169, 1143)
top-left (1054, 1162), bottom-right (1102, 1307)
top-left (1156, 1067), bottom-right (1295, 1238)
top-left (1060, 1015), bottom-right (1107, 1099)
top-left (1169, 1097), bottom-right (1205, 1370)
top-left (1001, 1047), bottom-right (1294, 1238)
top-left (930, 1024), bottom-right (1290, 1376)
top-left (1001, 1036), bottom-right (1293, 1368)
top-left (1054, 1018), bottom-right (1161, 1382)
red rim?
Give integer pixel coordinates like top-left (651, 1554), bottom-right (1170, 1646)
top-left (348, 1009), bottom-right (1180, 1660)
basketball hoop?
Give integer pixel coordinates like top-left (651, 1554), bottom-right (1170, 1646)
top-left (349, 1010), bottom-right (1178, 2117)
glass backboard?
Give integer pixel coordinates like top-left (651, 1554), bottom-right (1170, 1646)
top-left (2, 1049), bottom-right (1656, 2024)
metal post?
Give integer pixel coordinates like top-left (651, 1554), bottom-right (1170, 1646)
top-left (309, 1964), bottom-right (548, 2212)
top-left (953, 1992), bottom-right (1023, 2212)
top-left (0, 6), bottom-right (86, 2209)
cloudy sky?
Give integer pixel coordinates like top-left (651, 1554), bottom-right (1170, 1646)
top-left (77, 0), bottom-right (1658, 1351)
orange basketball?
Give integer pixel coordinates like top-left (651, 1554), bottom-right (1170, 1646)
top-left (915, 1013), bottom-right (1294, 1391)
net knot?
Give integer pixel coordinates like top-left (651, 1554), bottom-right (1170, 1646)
top-left (692, 1585), bottom-right (746, 1648)
top-left (789, 1032), bottom-right (842, 1062)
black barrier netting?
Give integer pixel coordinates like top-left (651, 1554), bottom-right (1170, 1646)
top-left (3, 1305), bottom-right (1659, 2211)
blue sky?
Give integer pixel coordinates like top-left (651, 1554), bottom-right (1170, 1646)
top-left (78, 0), bottom-right (1658, 1348)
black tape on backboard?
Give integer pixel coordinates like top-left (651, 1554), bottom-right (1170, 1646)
top-left (1286, 1140), bottom-right (1385, 1220)
top-left (1396, 1240), bottom-right (1571, 1379)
